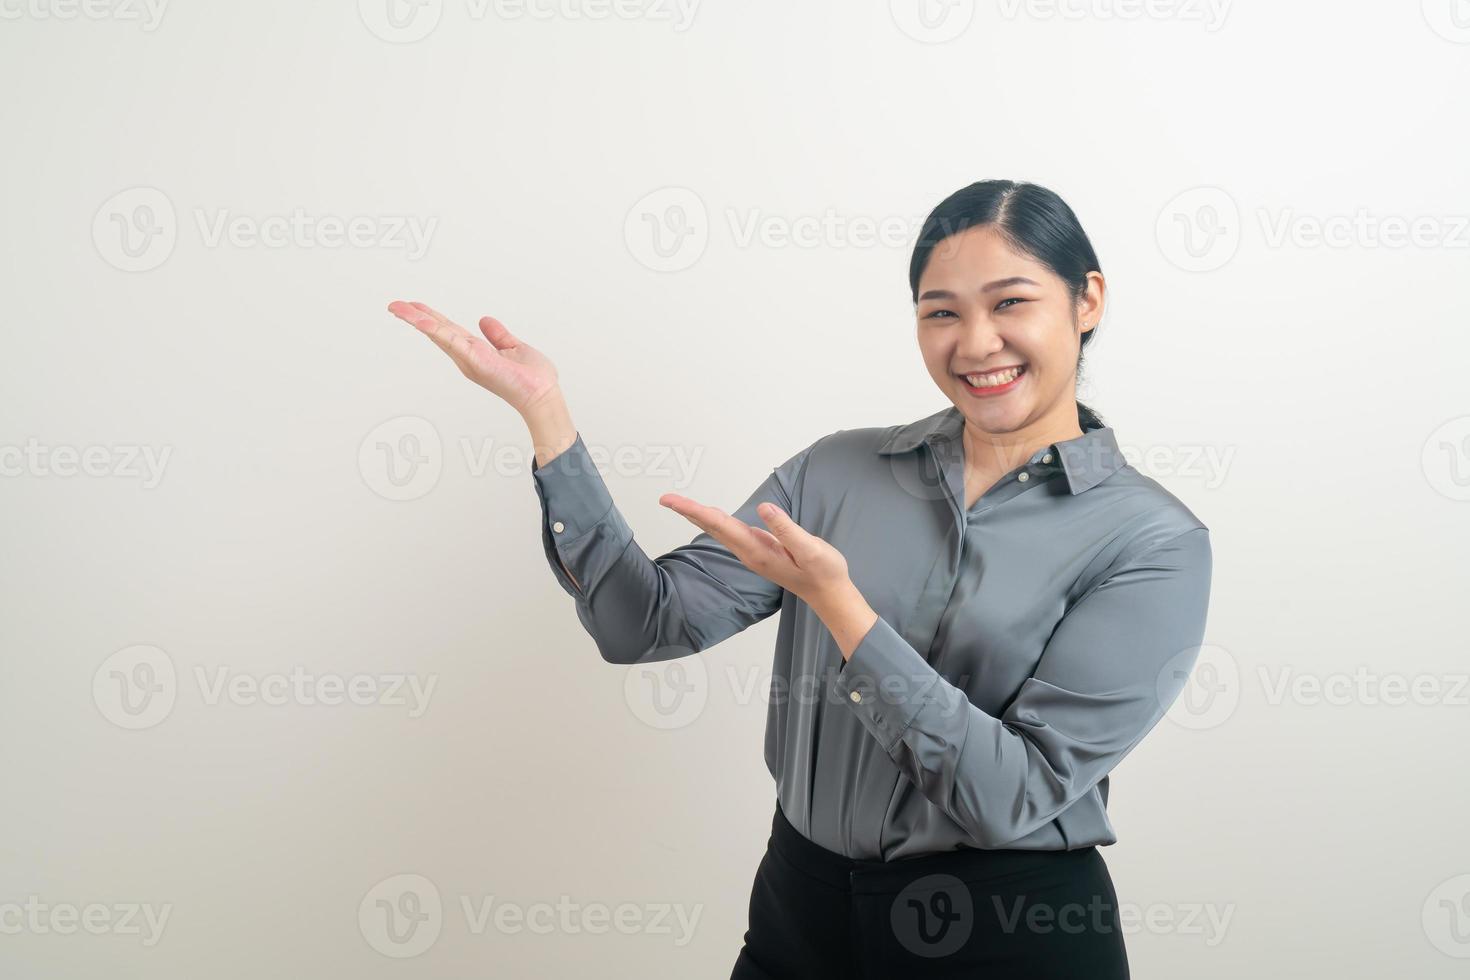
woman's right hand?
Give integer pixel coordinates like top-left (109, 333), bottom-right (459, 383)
top-left (387, 300), bottom-right (562, 418)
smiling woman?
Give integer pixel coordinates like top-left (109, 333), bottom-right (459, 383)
top-left (387, 179), bottom-right (1212, 979)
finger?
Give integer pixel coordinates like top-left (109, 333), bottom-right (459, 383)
top-left (404, 301), bottom-right (458, 334)
top-left (388, 300), bottom-right (485, 370)
top-left (408, 300), bottom-right (449, 322)
top-left (746, 525), bottom-right (792, 562)
top-left (756, 502), bottom-right (806, 544)
top-left (659, 494), bottom-right (764, 555)
top-left (478, 315), bottom-right (522, 351)
top-left (388, 299), bottom-right (456, 336)
top-left (410, 304), bottom-right (507, 372)
top-left (387, 300), bottom-right (441, 339)
top-left (658, 493), bottom-right (725, 534)
top-left (408, 301), bottom-right (471, 344)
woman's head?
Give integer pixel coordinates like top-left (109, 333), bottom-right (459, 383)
top-left (909, 180), bottom-right (1107, 438)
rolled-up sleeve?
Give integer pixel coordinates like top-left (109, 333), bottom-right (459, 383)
top-left (833, 526), bottom-right (1213, 848)
top-left (531, 432), bottom-right (816, 665)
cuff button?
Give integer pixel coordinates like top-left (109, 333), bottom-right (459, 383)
top-left (552, 521), bottom-right (566, 533)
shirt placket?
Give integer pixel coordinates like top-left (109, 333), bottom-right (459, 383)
top-left (921, 433), bottom-right (1054, 668)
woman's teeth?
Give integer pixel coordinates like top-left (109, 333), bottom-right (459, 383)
top-left (963, 366), bottom-right (1025, 387)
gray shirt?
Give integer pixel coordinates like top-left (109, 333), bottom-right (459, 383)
top-left (530, 404), bottom-right (1213, 860)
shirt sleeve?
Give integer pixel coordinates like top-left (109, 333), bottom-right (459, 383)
top-left (833, 525), bottom-right (1213, 848)
top-left (530, 431), bottom-right (816, 665)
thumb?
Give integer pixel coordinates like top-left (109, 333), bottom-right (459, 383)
top-left (756, 502), bottom-right (803, 542)
top-left (479, 315), bottom-right (522, 350)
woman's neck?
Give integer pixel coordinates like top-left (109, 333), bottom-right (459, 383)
top-left (959, 406), bottom-right (1085, 480)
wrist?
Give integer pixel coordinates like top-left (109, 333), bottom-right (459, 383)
top-left (807, 577), bottom-right (860, 620)
top-left (808, 579), bottom-right (878, 662)
top-left (519, 385), bottom-right (568, 423)
top-left (521, 389), bottom-right (577, 467)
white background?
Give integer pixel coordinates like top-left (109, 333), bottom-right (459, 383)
top-left (2, 1), bottom-right (1468, 976)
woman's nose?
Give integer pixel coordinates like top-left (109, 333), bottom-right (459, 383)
top-left (955, 318), bottom-right (1005, 360)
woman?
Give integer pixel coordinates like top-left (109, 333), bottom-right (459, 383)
top-left (387, 179), bottom-right (1212, 978)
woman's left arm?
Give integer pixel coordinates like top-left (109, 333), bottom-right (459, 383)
top-left (829, 525), bottom-right (1213, 848)
top-left (663, 497), bottom-right (1213, 849)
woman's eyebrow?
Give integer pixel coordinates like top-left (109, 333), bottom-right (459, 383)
top-left (918, 276), bottom-right (1040, 302)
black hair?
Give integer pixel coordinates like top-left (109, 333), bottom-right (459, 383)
top-left (908, 179), bottom-right (1105, 431)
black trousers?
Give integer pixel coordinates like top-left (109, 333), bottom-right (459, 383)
top-left (730, 800), bottom-right (1130, 979)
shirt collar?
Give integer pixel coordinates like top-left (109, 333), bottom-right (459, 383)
top-left (874, 404), bottom-right (1127, 495)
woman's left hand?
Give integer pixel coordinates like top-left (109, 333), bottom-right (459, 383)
top-left (658, 495), bottom-right (852, 613)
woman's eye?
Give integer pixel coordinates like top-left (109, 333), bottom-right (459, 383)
top-left (996, 297), bottom-right (1026, 311)
top-left (924, 309), bottom-right (956, 319)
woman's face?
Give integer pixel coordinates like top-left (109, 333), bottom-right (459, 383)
top-left (915, 224), bottom-right (1102, 437)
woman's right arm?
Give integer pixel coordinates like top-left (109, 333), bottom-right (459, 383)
top-left (526, 392), bottom-right (814, 664)
top-left (388, 300), bottom-right (812, 665)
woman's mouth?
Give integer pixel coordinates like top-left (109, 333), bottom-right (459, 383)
top-left (957, 364), bottom-right (1026, 397)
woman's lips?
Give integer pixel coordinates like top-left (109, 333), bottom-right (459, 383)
top-left (958, 365), bottom-right (1026, 397)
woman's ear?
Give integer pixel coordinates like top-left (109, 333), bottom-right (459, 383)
top-left (1077, 271), bottom-right (1106, 333)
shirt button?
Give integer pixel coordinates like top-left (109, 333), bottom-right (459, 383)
top-left (552, 521), bottom-right (566, 533)
top-left (1042, 453), bottom-right (1053, 464)
top-left (1018, 472), bottom-right (1030, 482)
top-left (849, 690), bottom-right (862, 703)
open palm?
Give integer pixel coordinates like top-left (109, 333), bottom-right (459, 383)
top-left (387, 300), bottom-right (560, 416)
